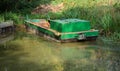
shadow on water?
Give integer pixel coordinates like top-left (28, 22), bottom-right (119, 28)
top-left (0, 40), bottom-right (61, 71)
top-left (0, 43), bottom-right (40, 71)
top-left (42, 37), bottom-right (120, 71)
top-left (0, 35), bottom-right (120, 71)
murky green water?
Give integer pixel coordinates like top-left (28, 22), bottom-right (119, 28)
top-left (0, 35), bottom-right (120, 71)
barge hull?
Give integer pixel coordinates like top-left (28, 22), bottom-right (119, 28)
top-left (25, 21), bottom-right (98, 42)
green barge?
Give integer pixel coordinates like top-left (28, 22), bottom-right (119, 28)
top-left (25, 19), bottom-right (99, 42)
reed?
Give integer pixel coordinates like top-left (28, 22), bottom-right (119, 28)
top-left (0, 0), bottom-right (119, 40)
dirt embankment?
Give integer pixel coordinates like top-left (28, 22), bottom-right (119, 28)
top-left (31, 3), bottom-right (64, 14)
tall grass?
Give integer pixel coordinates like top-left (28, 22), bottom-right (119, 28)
top-left (0, 0), bottom-right (120, 40)
top-left (0, 14), bottom-right (4, 22)
top-left (60, 0), bottom-right (120, 37)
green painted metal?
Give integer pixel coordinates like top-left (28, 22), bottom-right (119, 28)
top-left (31, 19), bottom-right (40, 22)
top-left (26, 22), bottom-right (55, 37)
top-left (84, 31), bottom-right (99, 37)
top-left (25, 19), bottom-right (99, 40)
top-left (49, 19), bottom-right (91, 33)
top-left (60, 34), bottom-right (78, 40)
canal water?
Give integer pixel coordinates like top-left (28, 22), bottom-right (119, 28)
top-left (0, 35), bottom-right (120, 71)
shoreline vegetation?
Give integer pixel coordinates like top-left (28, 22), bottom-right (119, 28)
top-left (0, 0), bottom-right (120, 41)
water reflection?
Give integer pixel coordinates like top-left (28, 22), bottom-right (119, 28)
top-left (0, 36), bottom-right (120, 71)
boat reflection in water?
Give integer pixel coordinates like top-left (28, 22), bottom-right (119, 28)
top-left (0, 34), bottom-right (120, 71)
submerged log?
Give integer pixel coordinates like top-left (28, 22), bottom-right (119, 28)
top-left (0, 21), bottom-right (14, 43)
top-left (0, 21), bottom-right (13, 28)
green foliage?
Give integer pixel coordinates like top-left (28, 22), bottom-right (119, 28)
top-left (0, 0), bottom-right (52, 13)
top-left (101, 13), bottom-right (112, 34)
top-left (58, 1), bottom-right (119, 36)
top-left (0, 15), bottom-right (4, 22)
top-left (0, 0), bottom-right (120, 40)
top-left (113, 2), bottom-right (120, 11)
top-left (3, 12), bottom-right (23, 24)
top-left (106, 32), bottom-right (120, 41)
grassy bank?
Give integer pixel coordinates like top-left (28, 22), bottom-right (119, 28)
top-left (0, 0), bottom-right (120, 41)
